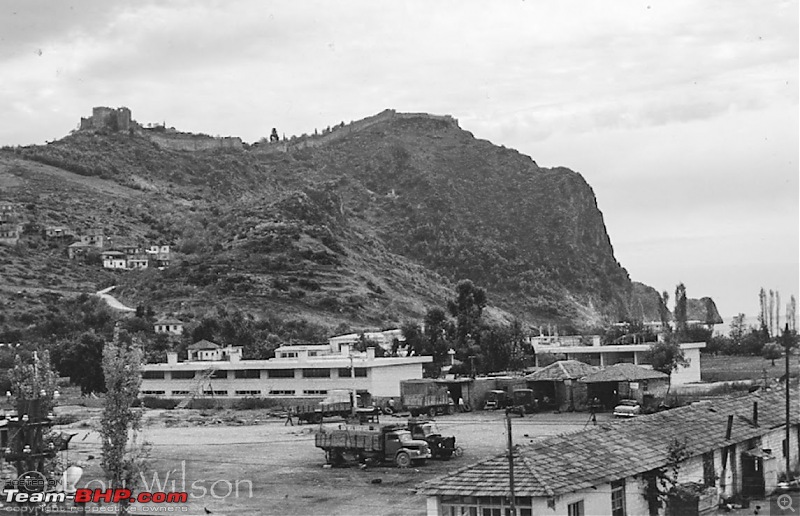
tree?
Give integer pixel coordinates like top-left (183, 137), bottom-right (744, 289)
top-left (101, 329), bottom-right (148, 513)
top-left (646, 340), bottom-right (689, 377)
top-left (729, 313), bottom-right (747, 346)
top-left (769, 290), bottom-right (775, 337)
top-left (422, 308), bottom-right (454, 375)
top-left (761, 342), bottom-right (783, 366)
top-left (447, 280), bottom-right (486, 349)
top-left (759, 288), bottom-right (769, 337)
top-left (673, 283), bottom-right (687, 341)
top-left (55, 332), bottom-right (106, 395)
top-left (789, 295), bottom-right (798, 333)
top-left (401, 321), bottom-right (425, 356)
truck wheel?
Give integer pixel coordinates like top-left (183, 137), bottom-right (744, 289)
top-left (453, 446), bottom-right (464, 458)
top-left (382, 406), bottom-right (394, 415)
top-left (312, 413), bottom-right (323, 424)
top-left (427, 407), bottom-right (437, 418)
top-left (410, 409), bottom-right (419, 417)
top-left (395, 451), bottom-right (411, 468)
top-left (462, 403), bottom-right (472, 413)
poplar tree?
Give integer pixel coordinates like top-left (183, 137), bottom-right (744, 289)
top-left (101, 328), bottom-right (148, 513)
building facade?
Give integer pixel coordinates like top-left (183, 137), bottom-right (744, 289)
top-left (140, 341), bottom-right (431, 399)
top-left (533, 341), bottom-right (705, 385)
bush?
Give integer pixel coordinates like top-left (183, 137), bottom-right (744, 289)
top-left (234, 397), bottom-right (279, 410)
top-left (141, 396), bottom-right (179, 410)
top-left (188, 398), bottom-right (222, 410)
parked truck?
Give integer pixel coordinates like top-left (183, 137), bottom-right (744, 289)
top-left (315, 423), bottom-right (431, 468)
top-left (294, 389), bottom-right (361, 424)
top-left (400, 379), bottom-right (453, 417)
top-left (407, 418), bottom-right (462, 460)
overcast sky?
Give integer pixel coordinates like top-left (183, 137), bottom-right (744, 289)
top-left (1, 0), bottom-right (797, 322)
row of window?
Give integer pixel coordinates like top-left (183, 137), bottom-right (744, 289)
top-left (141, 390), bottom-right (326, 396)
top-left (142, 368), bottom-right (368, 380)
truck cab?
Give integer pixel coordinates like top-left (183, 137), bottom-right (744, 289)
top-left (407, 418), bottom-right (461, 459)
top-left (384, 429), bottom-right (430, 467)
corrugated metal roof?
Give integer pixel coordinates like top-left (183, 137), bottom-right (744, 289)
top-left (417, 390), bottom-right (796, 498)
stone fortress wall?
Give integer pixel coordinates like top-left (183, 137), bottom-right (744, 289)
top-left (77, 107), bottom-right (455, 154)
top-left (251, 109), bottom-right (459, 154)
top-left (78, 107), bottom-right (243, 151)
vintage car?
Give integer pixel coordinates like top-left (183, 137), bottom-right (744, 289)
top-left (613, 399), bottom-right (641, 418)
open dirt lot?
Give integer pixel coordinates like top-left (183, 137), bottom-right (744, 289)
top-left (57, 408), bottom-right (612, 516)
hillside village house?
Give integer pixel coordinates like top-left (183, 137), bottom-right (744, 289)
top-left (139, 340), bottom-right (431, 399)
top-left (418, 390), bottom-right (800, 516)
top-left (101, 250), bottom-right (127, 269)
top-left (0, 202), bottom-right (22, 245)
top-left (532, 338), bottom-right (706, 385)
top-left (100, 243), bottom-right (171, 270)
top-left (153, 318), bottom-right (184, 336)
top-left (43, 226), bottom-right (73, 240)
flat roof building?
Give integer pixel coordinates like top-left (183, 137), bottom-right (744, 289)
top-left (140, 340), bottom-right (431, 399)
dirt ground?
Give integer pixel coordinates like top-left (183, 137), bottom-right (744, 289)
top-left (54, 407), bottom-right (611, 516)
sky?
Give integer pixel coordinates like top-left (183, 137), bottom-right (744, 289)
top-left (1, 0), bottom-right (797, 323)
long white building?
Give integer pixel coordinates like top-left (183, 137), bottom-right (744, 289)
top-left (139, 340), bottom-right (431, 399)
top-left (532, 340), bottom-right (706, 385)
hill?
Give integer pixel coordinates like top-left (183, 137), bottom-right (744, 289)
top-left (0, 108), bottom-right (715, 336)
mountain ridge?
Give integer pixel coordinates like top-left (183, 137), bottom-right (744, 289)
top-left (0, 107), bottom-right (720, 334)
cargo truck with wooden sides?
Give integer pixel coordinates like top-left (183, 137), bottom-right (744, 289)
top-left (400, 379), bottom-right (453, 417)
top-left (294, 389), bottom-right (366, 424)
top-left (315, 423), bottom-right (431, 468)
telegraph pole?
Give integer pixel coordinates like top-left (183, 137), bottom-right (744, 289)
top-left (506, 410), bottom-right (517, 516)
top-left (784, 324), bottom-right (792, 480)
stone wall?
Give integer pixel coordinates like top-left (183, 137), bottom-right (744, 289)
top-left (144, 131), bottom-right (244, 151)
top-left (252, 109), bottom-right (459, 155)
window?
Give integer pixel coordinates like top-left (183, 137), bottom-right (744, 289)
top-left (354, 368), bottom-right (367, 377)
top-left (568, 500), bottom-right (584, 516)
top-left (703, 452), bottom-right (716, 487)
top-left (267, 369), bottom-right (295, 378)
top-left (280, 351), bottom-right (298, 358)
top-left (141, 390), bottom-right (165, 395)
top-left (142, 371), bottom-right (165, 379)
top-left (269, 390), bottom-right (295, 396)
top-left (202, 390), bottom-right (228, 396)
top-left (338, 368), bottom-right (353, 378)
top-left (303, 390), bottom-right (328, 395)
top-left (611, 480), bottom-right (626, 516)
top-left (171, 371), bottom-right (196, 380)
top-left (234, 369), bottom-right (260, 379)
top-left (211, 370), bottom-right (228, 379)
top-left (303, 368), bottom-right (331, 378)
top-left (171, 390), bottom-right (190, 396)
top-left (235, 390), bottom-right (261, 395)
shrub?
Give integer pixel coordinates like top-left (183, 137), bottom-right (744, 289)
top-left (234, 397), bottom-right (279, 410)
top-left (140, 396), bottom-right (179, 410)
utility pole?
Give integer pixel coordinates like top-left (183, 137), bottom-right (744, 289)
top-left (784, 324), bottom-right (792, 480)
top-left (505, 410), bottom-right (517, 516)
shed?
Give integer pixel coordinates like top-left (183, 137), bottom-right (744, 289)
top-left (579, 363), bottom-right (669, 410)
top-left (525, 360), bottom-right (598, 411)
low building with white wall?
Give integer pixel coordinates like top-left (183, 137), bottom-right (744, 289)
top-left (533, 341), bottom-right (705, 385)
top-left (418, 390), bottom-right (800, 516)
top-left (140, 340), bottom-right (431, 399)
